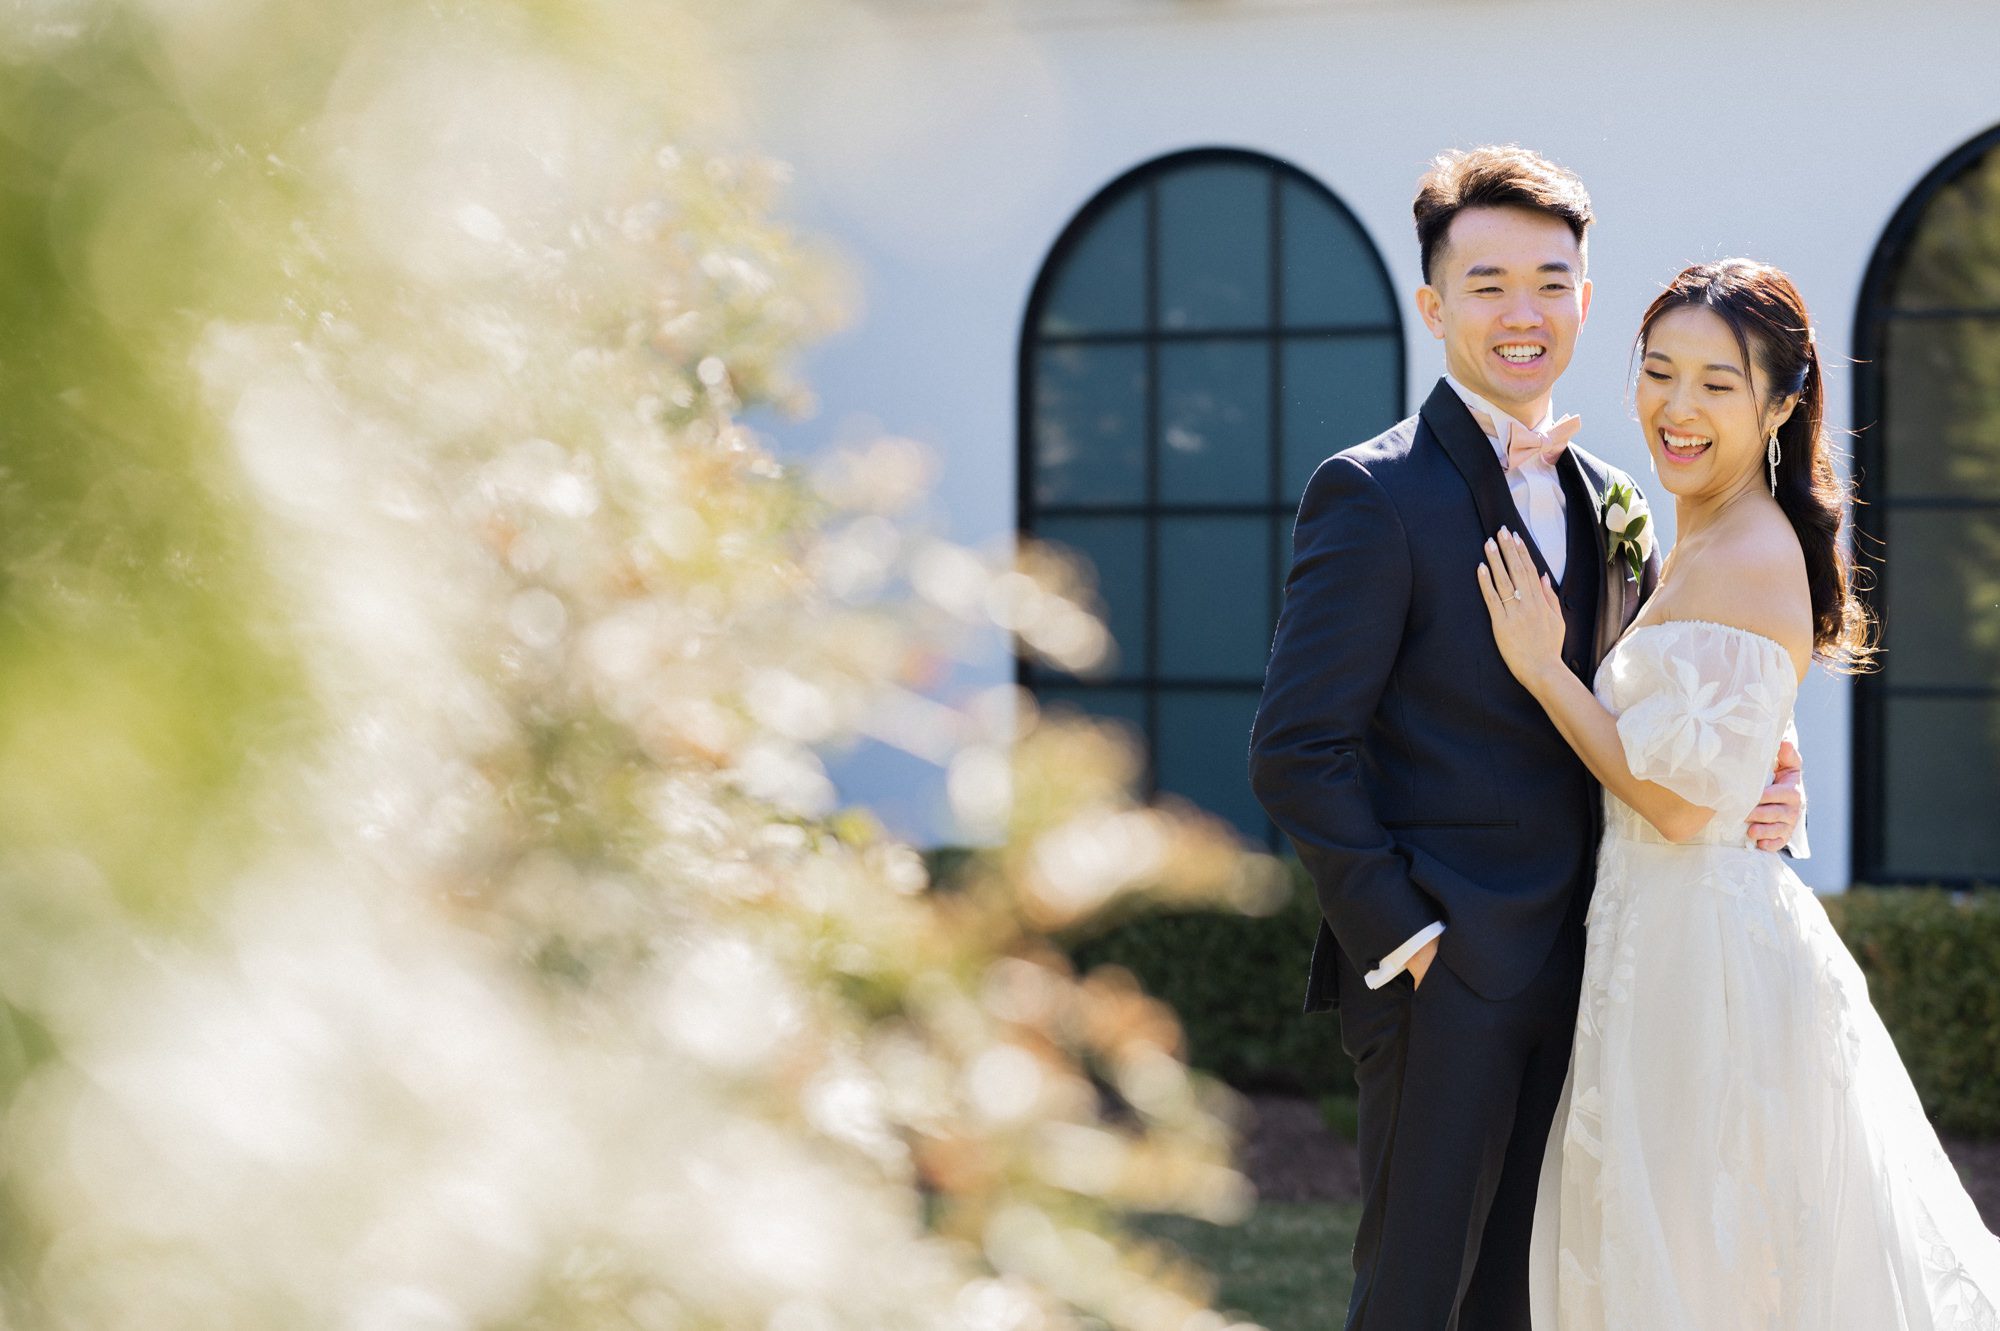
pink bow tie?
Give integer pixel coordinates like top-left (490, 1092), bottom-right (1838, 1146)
top-left (1471, 409), bottom-right (1582, 469)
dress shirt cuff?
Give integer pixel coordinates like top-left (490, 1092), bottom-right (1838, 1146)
top-left (1786, 815), bottom-right (1810, 860)
top-left (1365, 921), bottom-right (1446, 989)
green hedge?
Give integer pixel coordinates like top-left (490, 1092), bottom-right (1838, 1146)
top-left (1065, 860), bottom-right (2000, 1136)
top-left (1823, 887), bottom-right (2000, 1136)
top-left (1070, 867), bottom-right (1353, 1097)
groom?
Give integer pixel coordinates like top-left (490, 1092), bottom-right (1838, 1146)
top-left (1248, 146), bottom-right (1803, 1331)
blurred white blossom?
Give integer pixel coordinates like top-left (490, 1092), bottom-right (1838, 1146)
top-left (0, 2), bottom-right (1285, 1330)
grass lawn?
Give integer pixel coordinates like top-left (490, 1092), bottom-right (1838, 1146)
top-left (1138, 1200), bottom-right (1361, 1330)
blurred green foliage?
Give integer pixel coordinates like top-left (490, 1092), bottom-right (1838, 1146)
top-left (930, 849), bottom-right (1350, 1097)
top-left (0, 15), bottom-right (303, 918)
top-left (1070, 866), bottom-right (1353, 1099)
top-left (977, 851), bottom-right (2000, 1135)
top-left (0, 7), bottom-right (1282, 1327)
top-left (1316, 1093), bottom-right (1359, 1143)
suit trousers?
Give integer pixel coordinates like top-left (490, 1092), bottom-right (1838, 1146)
top-left (1336, 909), bottom-right (1586, 1331)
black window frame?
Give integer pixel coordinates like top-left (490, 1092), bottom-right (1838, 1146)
top-left (1014, 146), bottom-right (1404, 852)
top-left (1852, 122), bottom-right (2000, 887)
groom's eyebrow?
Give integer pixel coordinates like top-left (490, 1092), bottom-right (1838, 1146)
top-left (1462, 262), bottom-right (1576, 278)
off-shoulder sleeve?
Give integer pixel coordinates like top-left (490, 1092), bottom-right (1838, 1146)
top-left (1605, 622), bottom-right (1799, 819)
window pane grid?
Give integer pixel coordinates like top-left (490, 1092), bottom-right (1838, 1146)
top-left (1037, 323), bottom-right (1400, 346)
top-left (1029, 677), bottom-right (1271, 691)
top-left (1142, 177), bottom-right (1162, 798)
top-left (1881, 307), bottom-right (2000, 320)
top-left (1267, 167), bottom-right (1285, 669)
top-left (1876, 686), bottom-right (2000, 698)
top-left (1875, 498), bottom-right (2000, 508)
top-left (1855, 126), bottom-right (2000, 883)
top-left (1039, 502), bottom-right (1290, 517)
top-left (1022, 150), bottom-right (1403, 851)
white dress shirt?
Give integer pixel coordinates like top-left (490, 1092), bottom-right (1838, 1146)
top-left (1363, 379), bottom-right (1573, 990)
top-left (1445, 375), bottom-right (1569, 585)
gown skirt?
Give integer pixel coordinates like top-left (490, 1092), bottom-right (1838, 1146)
top-left (1528, 620), bottom-right (2000, 1330)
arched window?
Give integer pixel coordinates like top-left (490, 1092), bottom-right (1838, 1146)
top-left (1854, 125), bottom-right (2000, 885)
top-left (1018, 148), bottom-right (1403, 848)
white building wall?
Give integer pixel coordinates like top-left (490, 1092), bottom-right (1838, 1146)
top-left (732, 0), bottom-right (2000, 891)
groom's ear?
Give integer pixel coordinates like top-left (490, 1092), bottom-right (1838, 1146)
top-left (1579, 275), bottom-right (1594, 325)
top-left (1415, 285), bottom-right (1446, 339)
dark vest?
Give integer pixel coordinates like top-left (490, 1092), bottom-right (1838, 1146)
top-left (1556, 456), bottom-right (1608, 878)
top-left (1557, 457), bottom-right (1604, 685)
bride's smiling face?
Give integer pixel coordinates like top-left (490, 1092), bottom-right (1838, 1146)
top-left (1636, 305), bottom-right (1795, 501)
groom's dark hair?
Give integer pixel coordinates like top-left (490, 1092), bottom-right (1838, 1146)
top-left (1414, 145), bottom-right (1593, 285)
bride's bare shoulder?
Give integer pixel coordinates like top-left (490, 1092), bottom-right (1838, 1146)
top-left (1667, 506), bottom-right (1813, 671)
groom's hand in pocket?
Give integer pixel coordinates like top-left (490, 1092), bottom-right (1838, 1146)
top-left (1747, 739), bottom-right (1804, 851)
top-left (1408, 936), bottom-right (1440, 990)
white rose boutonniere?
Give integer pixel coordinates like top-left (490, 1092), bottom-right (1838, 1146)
top-left (1602, 480), bottom-right (1656, 581)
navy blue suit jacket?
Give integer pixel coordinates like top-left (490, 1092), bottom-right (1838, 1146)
top-left (1250, 379), bottom-right (1661, 1011)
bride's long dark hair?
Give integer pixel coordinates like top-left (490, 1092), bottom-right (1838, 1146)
top-left (1636, 260), bottom-right (1876, 672)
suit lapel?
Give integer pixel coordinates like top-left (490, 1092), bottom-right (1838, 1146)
top-left (1422, 379), bottom-right (1654, 665)
top-left (1563, 447), bottom-right (1641, 668)
top-left (1560, 448), bottom-right (1607, 571)
top-left (1418, 380), bottom-right (1553, 584)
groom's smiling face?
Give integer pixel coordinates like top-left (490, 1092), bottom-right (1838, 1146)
top-left (1416, 205), bottom-right (1590, 422)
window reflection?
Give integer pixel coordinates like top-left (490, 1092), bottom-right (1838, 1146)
top-left (1159, 340), bottom-right (1271, 505)
top-left (1158, 161), bottom-right (1270, 330)
top-left (1032, 345), bottom-right (1146, 506)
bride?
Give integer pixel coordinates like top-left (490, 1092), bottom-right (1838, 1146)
top-left (1480, 258), bottom-right (2000, 1329)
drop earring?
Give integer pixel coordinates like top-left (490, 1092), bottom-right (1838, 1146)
top-left (1766, 431), bottom-right (1781, 495)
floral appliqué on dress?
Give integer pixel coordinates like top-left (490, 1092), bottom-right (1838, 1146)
top-left (1530, 621), bottom-right (2000, 1330)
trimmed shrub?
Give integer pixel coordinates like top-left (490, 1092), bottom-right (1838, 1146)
top-left (933, 849), bottom-right (2000, 1135)
top-left (1822, 887), bottom-right (2000, 1137)
top-left (1070, 870), bottom-right (1354, 1097)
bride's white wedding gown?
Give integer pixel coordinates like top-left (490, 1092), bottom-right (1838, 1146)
top-left (1529, 619), bottom-right (2000, 1330)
